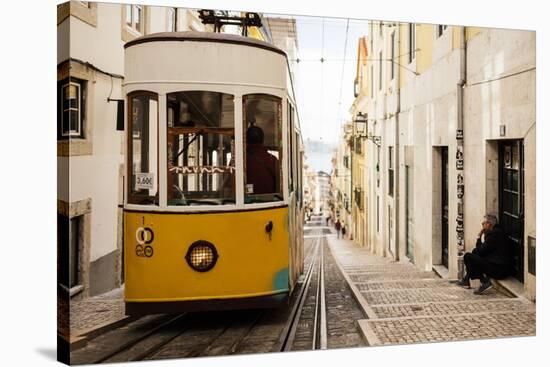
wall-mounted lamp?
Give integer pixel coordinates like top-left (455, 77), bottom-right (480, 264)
top-left (353, 112), bottom-right (382, 146)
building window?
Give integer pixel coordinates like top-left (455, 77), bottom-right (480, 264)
top-left (370, 65), bottom-right (374, 96)
top-left (126, 4), bottom-right (143, 33)
top-left (388, 146), bottom-right (394, 197)
top-left (355, 137), bottom-right (362, 154)
top-left (354, 187), bottom-right (363, 210)
top-left (167, 8), bottom-right (176, 32)
top-left (243, 94), bottom-right (283, 203)
top-left (408, 23), bottom-right (416, 63)
top-left (379, 51), bottom-right (383, 91)
top-left (390, 32), bottom-right (395, 80)
top-left (376, 145), bottom-right (381, 187)
top-left (59, 79), bottom-right (85, 139)
top-left (436, 24), bottom-right (448, 38)
top-left (370, 24), bottom-right (374, 51)
top-left (58, 214), bottom-right (82, 290)
top-left (166, 91), bottom-right (235, 206)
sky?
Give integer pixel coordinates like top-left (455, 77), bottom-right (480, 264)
top-left (266, 15), bottom-right (371, 172)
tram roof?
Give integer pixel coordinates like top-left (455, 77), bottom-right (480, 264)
top-left (124, 31), bottom-right (287, 57)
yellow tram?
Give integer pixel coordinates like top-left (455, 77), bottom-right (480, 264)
top-left (123, 32), bottom-right (304, 314)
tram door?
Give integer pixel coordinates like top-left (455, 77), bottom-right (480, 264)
top-left (499, 140), bottom-right (525, 282)
top-left (441, 147), bottom-right (449, 268)
top-left (405, 165), bottom-right (414, 262)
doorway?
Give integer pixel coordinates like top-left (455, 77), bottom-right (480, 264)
top-left (499, 140), bottom-right (525, 282)
top-left (441, 147), bottom-right (449, 268)
top-left (405, 165), bottom-right (414, 262)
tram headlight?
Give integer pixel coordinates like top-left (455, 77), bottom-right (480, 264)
top-left (185, 241), bottom-right (218, 272)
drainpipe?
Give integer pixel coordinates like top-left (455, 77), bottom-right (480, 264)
top-left (350, 130), bottom-right (354, 241)
top-left (456, 26), bottom-right (467, 278)
top-left (394, 25), bottom-right (401, 261)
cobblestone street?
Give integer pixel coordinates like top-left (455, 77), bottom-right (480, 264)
top-left (327, 235), bottom-right (536, 346)
top-left (64, 223), bottom-right (536, 363)
top-left (70, 287), bottom-right (127, 337)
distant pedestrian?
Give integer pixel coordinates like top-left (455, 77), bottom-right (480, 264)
top-left (335, 220), bottom-right (341, 238)
top-left (326, 215), bottom-right (330, 226)
top-left (341, 225), bottom-right (346, 238)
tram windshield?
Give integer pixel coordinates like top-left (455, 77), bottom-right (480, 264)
top-left (166, 91), bottom-right (236, 206)
top-left (128, 92), bottom-right (159, 205)
top-left (243, 94), bottom-right (283, 203)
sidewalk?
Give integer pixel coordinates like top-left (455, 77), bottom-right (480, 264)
top-left (326, 235), bottom-right (536, 347)
top-left (69, 286), bottom-right (129, 346)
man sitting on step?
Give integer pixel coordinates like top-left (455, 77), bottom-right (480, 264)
top-left (456, 214), bottom-right (514, 295)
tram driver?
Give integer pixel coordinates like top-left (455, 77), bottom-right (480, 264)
top-left (246, 124), bottom-right (279, 195)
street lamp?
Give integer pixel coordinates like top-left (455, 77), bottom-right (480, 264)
top-left (353, 112), bottom-right (381, 146)
top-left (354, 112), bottom-right (368, 137)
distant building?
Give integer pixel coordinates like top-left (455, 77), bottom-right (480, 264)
top-left (331, 123), bottom-right (353, 236)
top-left (313, 171), bottom-right (331, 216)
top-left (349, 37), bottom-right (369, 246)
top-left (303, 160), bottom-right (316, 217)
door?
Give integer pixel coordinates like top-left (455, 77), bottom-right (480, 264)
top-left (388, 205), bottom-right (394, 257)
top-left (406, 165), bottom-right (414, 262)
top-left (441, 148), bottom-right (449, 268)
top-left (499, 140), bottom-right (525, 282)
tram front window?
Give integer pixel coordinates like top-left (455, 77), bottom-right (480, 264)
top-left (243, 94), bottom-right (283, 203)
top-left (128, 92), bottom-right (158, 205)
top-left (167, 91), bottom-right (236, 206)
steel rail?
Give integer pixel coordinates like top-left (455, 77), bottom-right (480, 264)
top-left (91, 314), bottom-right (188, 364)
top-left (318, 241), bottom-right (328, 350)
top-left (274, 236), bottom-right (320, 351)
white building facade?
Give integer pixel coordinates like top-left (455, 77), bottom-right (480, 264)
top-left (57, 2), bottom-right (213, 298)
top-left (362, 23), bottom-right (535, 300)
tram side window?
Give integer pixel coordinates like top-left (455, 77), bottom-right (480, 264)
top-left (287, 101), bottom-right (294, 194)
top-left (166, 91), bottom-right (235, 206)
top-left (296, 132), bottom-right (302, 207)
top-left (128, 92), bottom-right (158, 205)
top-left (243, 94), bottom-right (283, 203)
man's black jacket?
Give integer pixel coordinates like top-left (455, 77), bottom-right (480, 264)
top-left (475, 225), bottom-right (514, 266)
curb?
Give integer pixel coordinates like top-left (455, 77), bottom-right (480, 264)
top-left (325, 236), bottom-right (378, 320)
top-left (357, 319), bottom-right (381, 346)
top-left (70, 315), bottom-right (138, 351)
top-left (325, 236), bottom-right (381, 347)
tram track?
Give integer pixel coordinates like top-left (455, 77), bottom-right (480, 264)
top-left (275, 229), bottom-right (328, 351)
top-left (89, 313), bottom-right (189, 364)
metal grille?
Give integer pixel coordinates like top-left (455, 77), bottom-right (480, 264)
top-left (185, 241), bottom-right (218, 272)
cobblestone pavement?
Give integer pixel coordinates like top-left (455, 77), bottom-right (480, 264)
top-left (327, 236), bottom-right (536, 347)
top-left (322, 238), bottom-right (366, 349)
top-left (70, 286), bottom-right (126, 336)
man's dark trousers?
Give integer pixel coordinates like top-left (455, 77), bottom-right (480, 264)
top-left (464, 251), bottom-right (510, 281)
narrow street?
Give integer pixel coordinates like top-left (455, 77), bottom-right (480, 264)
top-left (68, 215), bottom-right (534, 364)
